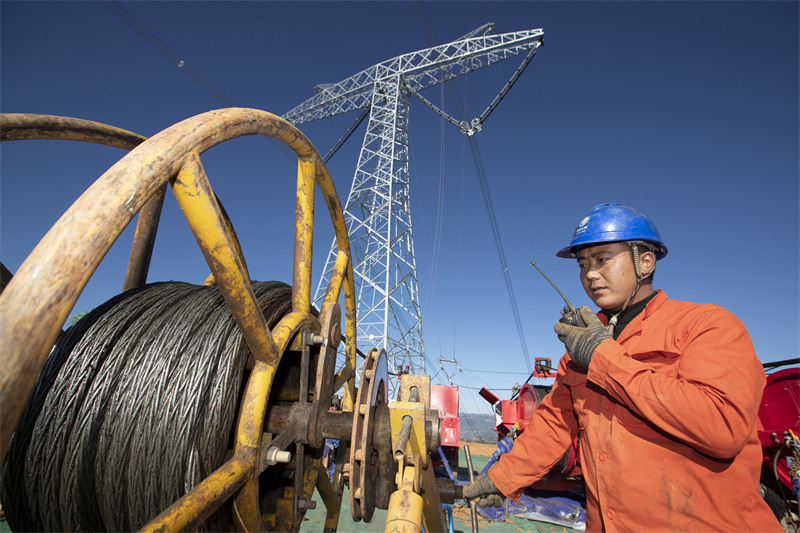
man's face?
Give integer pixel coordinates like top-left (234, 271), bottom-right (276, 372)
top-left (576, 242), bottom-right (640, 310)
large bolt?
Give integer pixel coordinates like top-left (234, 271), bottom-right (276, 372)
top-left (307, 333), bottom-right (325, 346)
top-left (298, 499), bottom-right (317, 511)
top-left (265, 447), bottom-right (292, 466)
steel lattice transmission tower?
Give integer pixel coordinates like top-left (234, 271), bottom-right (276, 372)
top-left (283, 25), bottom-right (544, 386)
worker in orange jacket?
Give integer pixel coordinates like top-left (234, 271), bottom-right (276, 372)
top-left (464, 203), bottom-right (782, 532)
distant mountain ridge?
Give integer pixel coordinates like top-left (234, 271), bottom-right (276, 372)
top-left (457, 412), bottom-right (498, 443)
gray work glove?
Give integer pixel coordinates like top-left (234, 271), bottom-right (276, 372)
top-left (553, 306), bottom-right (611, 368)
top-left (462, 472), bottom-right (504, 508)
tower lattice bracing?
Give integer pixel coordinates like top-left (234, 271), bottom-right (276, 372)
top-left (283, 26), bottom-right (544, 390)
top-left (341, 78), bottom-right (423, 377)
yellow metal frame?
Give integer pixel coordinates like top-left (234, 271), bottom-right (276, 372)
top-left (0, 109), bottom-right (358, 531)
top-left (391, 375), bottom-right (431, 470)
top-left (387, 375), bottom-right (447, 532)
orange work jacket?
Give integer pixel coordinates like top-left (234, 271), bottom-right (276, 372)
top-left (489, 290), bottom-right (781, 532)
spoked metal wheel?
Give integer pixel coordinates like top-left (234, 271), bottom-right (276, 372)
top-left (0, 109), bottom-right (359, 531)
top-left (349, 347), bottom-right (394, 523)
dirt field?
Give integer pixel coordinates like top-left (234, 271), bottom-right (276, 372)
top-left (461, 441), bottom-right (498, 456)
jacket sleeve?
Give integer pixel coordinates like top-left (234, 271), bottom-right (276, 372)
top-left (488, 354), bottom-right (580, 500)
top-left (587, 304), bottom-right (765, 459)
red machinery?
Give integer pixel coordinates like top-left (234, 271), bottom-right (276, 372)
top-left (431, 384), bottom-right (461, 471)
top-left (479, 357), bottom-right (559, 437)
top-left (479, 358), bottom-right (581, 491)
top-left (757, 361), bottom-right (800, 515)
top-left (480, 383), bottom-right (549, 437)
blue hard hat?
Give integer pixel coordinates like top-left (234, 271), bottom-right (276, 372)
top-left (557, 203), bottom-right (668, 259)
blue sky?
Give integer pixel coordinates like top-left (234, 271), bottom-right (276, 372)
top-left (1, 1), bottom-right (798, 419)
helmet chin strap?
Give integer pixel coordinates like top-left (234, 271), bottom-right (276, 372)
top-left (607, 241), bottom-right (655, 328)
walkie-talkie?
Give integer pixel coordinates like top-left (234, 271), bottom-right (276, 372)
top-left (530, 259), bottom-right (586, 327)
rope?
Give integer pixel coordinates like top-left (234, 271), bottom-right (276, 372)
top-left (2, 280), bottom-right (292, 531)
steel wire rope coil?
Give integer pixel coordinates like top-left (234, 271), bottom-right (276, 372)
top-left (0, 109), bottom-right (358, 532)
top-left (1, 280), bottom-right (292, 532)
top-left (1, 286), bottom-right (150, 532)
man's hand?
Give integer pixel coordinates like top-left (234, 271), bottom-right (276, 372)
top-left (462, 472), bottom-right (504, 508)
top-left (553, 306), bottom-right (611, 368)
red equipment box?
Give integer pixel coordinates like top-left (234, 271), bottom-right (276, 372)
top-left (431, 384), bottom-right (460, 447)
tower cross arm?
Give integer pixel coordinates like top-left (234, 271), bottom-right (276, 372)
top-left (282, 27), bottom-right (544, 125)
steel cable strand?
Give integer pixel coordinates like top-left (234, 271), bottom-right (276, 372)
top-left (71, 284), bottom-right (195, 531)
top-left (103, 316), bottom-right (166, 531)
top-left (144, 294), bottom-right (204, 519)
top-left (100, 284), bottom-right (218, 530)
top-left (195, 303), bottom-right (243, 479)
top-left (34, 310), bottom-right (122, 531)
top-left (84, 287), bottom-right (157, 529)
top-left (37, 285), bottom-right (170, 531)
top-left (150, 288), bottom-right (233, 530)
top-left (15, 285), bottom-right (157, 530)
top-left (5, 280), bottom-right (295, 531)
top-left (200, 316), bottom-right (241, 456)
top-left (145, 289), bottom-right (211, 511)
top-left (1, 285), bottom-right (156, 532)
top-left (196, 302), bottom-right (244, 482)
top-left (126, 327), bottom-right (174, 529)
top-left (120, 309), bottom-right (169, 526)
top-left (63, 285), bottom-right (180, 531)
top-left (95, 280), bottom-right (290, 530)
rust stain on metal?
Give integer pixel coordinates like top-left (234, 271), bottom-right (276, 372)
top-left (0, 109), bottom-right (358, 531)
top-left (0, 113), bottom-right (146, 149)
top-left (139, 457), bottom-right (251, 532)
top-left (124, 184), bottom-right (166, 291)
top-left (171, 152), bottom-right (278, 365)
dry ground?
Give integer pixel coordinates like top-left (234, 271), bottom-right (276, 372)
top-left (461, 441), bottom-right (498, 456)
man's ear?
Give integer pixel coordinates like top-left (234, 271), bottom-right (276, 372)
top-left (640, 250), bottom-right (657, 277)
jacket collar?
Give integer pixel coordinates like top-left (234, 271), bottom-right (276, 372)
top-left (644, 289), bottom-right (668, 318)
top-left (614, 289), bottom-right (667, 344)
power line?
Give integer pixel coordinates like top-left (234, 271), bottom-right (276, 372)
top-left (461, 368), bottom-right (532, 375)
top-left (411, 3), bottom-right (534, 375)
top-left (466, 137), bottom-right (532, 374)
top-left (99, 1), bottom-right (297, 162)
top-left (100, 1), bottom-right (236, 107)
